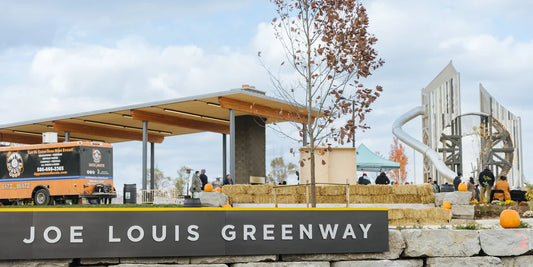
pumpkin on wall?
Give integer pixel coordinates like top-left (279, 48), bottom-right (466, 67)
top-left (500, 209), bottom-right (521, 228)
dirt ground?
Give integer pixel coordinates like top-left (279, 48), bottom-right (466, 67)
top-left (474, 202), bottom-right (530, 219)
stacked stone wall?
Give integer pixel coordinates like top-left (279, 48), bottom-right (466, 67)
top-left (4, 229), bottom-right (532, 266)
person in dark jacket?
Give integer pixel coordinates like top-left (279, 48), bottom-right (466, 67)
top-left (199, 169), bottom-right (208, 190)
top-left (478, 166), bottom-right (495, 203)
top-left (223, 174), bottom-right (233, 186)
top-left (453, 173), bottom-right (463, 191)
top-left (375, 169), bottom-right (390, 185)
top-left (357, 173), bottom-right (371, 185)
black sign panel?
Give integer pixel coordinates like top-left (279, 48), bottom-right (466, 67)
top-left (0, 208), bottom-right (388, 259)
top-left (0, 146), bottom-right (112, 179)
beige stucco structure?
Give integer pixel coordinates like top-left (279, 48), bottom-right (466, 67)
top-left (299, 147), bottom-right (357, 185)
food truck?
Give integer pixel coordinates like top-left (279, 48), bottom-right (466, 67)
top-left (0, 141), bottom-right (115, 205)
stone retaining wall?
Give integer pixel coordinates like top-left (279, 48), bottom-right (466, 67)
top-left (2, 229), bottom-right (532, 267)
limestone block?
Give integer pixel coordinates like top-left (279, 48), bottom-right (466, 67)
top-left (479, 229), bottom-right (531, 256)
top-left (435, 191), bottom-right (471, 206)
top-left (426, 256), bottom-right (502, 267)
top-left (233, 262), bottom-right (329, 267)
top-left (120, 257), bottom-right (189, 264)
top-left (501, 255), bottom-right (533, 267)
top-left (282, 230), bottom-right (404, 261)
top-left (331, 259), bottom-right (422, 267)
top-left (190, 255), bottom-right (277, 264)
top-left (199, 191), bottom-right (229, 207)
top-left (80, 258), bottom-right (120, 265)
top-left (402, 229), bottom-right (480, 257)
top-left (114, 264), bottom-right (227, 267)
top-left (451, 205), bottom-right (474, 219)
top-left (0, 260), bottom-right (72, 267)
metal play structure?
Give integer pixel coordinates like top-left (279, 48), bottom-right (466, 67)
top-left (392, 62), bottom-right (524, 187)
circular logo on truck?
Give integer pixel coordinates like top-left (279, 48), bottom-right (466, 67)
top-left (6, 152), bottom-right (23, 178)
top-left (92, 149), bottom-right (102, 163)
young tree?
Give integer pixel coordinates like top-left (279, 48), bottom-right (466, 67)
top-left (389, 137), bottom-right (408, 183)
top-left (176, 166), bottom-right (192, 196)
top-left (264, 0), bottom-right (384, 206)
top-left (268, 157), bottom-right (298, 184)
top-left (147, 168), bottom-right (172, 190)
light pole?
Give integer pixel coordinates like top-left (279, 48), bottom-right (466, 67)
top-left (340, 97), bottom-right (355, 148)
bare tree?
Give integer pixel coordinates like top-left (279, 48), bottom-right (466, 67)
top-left (263, 0), bottom-right (384, 206)
top-left (268, 157), bottom-right (298, 184)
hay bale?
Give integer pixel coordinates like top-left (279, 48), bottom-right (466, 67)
top-left (250, 184), bottom-right (273, 195)
top-left (350, 185), bottom-right (371, 196)
top-left (275, 185), bottom-right (298, 195)
top-left (230, 194), bottom-right (253, 203)
top-left (320, 185), bottom-right (346, 196)
top-left (416, 184), bottom-right (434, 196)
top-left (295, 185), bottom-right (307, 195)
top-left (221, 184), bottom-right (250, 195)
top-left (391, 185), bottom-right (418, 195)
top-left (253, 195), bottom-right (274, 203)
top-left (388, 209), bottom-right (404, 220)
top-left (276, 195), bottom-right (302, 203)
top-left (317, 195), bottom-right (348, 204)
top-left (349, 195), bottom-right (366, 203)
top-left (369, 185), bottom-right (392, 195)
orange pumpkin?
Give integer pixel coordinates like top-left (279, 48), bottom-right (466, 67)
top-left (458, 183), bottom-right (467, 191)
top-left (222, 204), bottom-right (232, 208)
top-left (442, 201), bottom-right (451, 209)
top-left (500, 209), bottom-right (521, 228)
top-left (204, 184), bottom-right (213, 192)
top-left (214, 187), bottom-right (222, 193)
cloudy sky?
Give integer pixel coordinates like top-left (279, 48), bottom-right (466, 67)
top-left (1, 0), bottom-right (531, 190)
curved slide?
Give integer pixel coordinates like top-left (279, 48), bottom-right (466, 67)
top-left (392, 106), bottom-right (456, 183)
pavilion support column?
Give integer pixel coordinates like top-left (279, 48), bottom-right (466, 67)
top-left (142, 121), bottom-right (148, 191)
top-left (230, 109), bottom-right (235, 185)
top-left (234, 116), bottom-right (265, 184)
top-left (150, 142), bottom-right (155, 190)
top-left (64, 131), bottom-right (70, 142)
top-left (222, 134), bottom-right (227, 180)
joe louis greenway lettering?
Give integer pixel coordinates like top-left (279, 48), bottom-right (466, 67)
top-left (0, 208), bottom-right (388, 260)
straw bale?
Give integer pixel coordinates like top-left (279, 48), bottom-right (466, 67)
top-left (368, 185), bottom-right (392, 195)
top-left (317, 195), bottom-right (348, 204)
top-left (221, 184), bottom-right (250, 195)
top-left (320, 185), bottom-right (346, 196)
top-left (253, 195), bottom-right (274, 204)
top-left (276, 195), bottom-right (302, 203)
top-left (295, 185), bottom-right (308, 195)
top-left (420, 195), bottom-right (435, 204)
top-left (250, 184), bottom-right (273, 195)
top-left (274, 185), bottom-right (298, 196)
top-left (230, 194), bottom-right (253, 203)
top-left (388, 209), bottom-right (405, 220)
top-left (349, 195), bottom-right (366, 203)
top-left (349, 185), bottom-right (372, 196)
top-left (391, 185), bottom-right (418, 195)
top-left (416, 184), bottom-right (434, 196)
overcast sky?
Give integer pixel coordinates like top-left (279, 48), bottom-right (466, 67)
top-left (1, 0), bottom-right (531, 190)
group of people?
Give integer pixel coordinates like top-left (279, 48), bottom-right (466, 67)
top-left (357, 169), bottom-right (392, 185)
top-left (190, 169), bottom-right (235, 196)
top-left (428, 166), bottom-right (511, 203)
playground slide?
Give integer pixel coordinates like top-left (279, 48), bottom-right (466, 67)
top-left (392, 106), bottom-right (456, 183)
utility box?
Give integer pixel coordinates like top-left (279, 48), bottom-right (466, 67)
top-left (42, 132), bottom-right (58, 144)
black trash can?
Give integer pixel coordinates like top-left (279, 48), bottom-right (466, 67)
top-left (183, 196), bottom-right (201, 207)
top-left (440, 183), bottom-right (454, 192)
top-left (123, 184), bottom-right (137, 204)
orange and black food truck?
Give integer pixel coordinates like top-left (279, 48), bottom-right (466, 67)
top-left (0, 141), bottom-right (116, 205)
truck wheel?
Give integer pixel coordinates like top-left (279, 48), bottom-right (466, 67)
top-left (34, 189), bottom-right (50, 205)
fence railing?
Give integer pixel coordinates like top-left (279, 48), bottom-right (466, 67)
top-left (139, 189), bottom-right (183, 204)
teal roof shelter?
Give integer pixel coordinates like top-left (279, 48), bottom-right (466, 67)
top-left (356, 143), bottom-right (400, 172)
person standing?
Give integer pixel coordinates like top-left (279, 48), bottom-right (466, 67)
top-left (223, 174), bottom-right (234, 186)
top-left (453, 173), bottom-right (463, 191)
top-left (467, 177), bottom-right (476, 201)
top-left (375, 169), bottom-right (390, 185)
top-left (199, 169), bottom-right (208, 190)
top-left (358, 173), bottom-right (371, 185)
top-left (478, 166), bottom-right (495, 203)
top-left (428, 177), bottom-right (440, 193)
top-left (190, 171), bottom-right (202, 198)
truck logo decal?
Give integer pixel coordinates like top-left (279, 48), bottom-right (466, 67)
top-left (6, 152), bottom-right (23, 178)
top-left (92, 149), bottom-right (101, 163)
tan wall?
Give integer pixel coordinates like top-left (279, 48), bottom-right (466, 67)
top-left (299, 147), bottom-right (356, 185)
